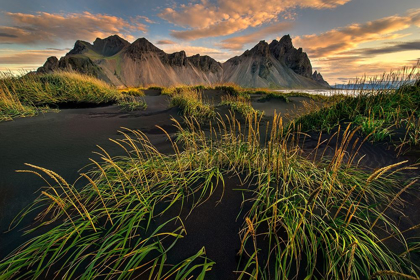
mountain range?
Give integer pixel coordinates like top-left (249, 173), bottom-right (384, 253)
top-left (38, 35), bottom-right (330, 88)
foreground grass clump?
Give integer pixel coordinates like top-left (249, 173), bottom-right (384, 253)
top-left (0, 71), bottom-right (121, 120)
top-left (170, 89), bottom-right (215, 122)
top-left (0, 85), bottom-right (40, 121)
top-left (1, 109), bottom-right (418, 279)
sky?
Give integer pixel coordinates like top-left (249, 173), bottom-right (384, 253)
top-left (0, 0), bottom-right (419, 84)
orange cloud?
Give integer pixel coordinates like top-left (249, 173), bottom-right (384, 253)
top-left (0, 11), bottom-right (148, 45)
top-left (294, 9), bottom-right (420, 58)
top-left (156, 39), bottom-right (176, 45)
top-left (159, 0), bottom-right (350, 40)
top-left (218, 22), bottom-right (294, 50)
top-left (312, 57), bottom-right (420, 85)
top-left (0, 49), bottom-right (68, 70)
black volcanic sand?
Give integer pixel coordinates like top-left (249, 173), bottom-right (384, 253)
top-left (1, 90), bottom-right (419, 278)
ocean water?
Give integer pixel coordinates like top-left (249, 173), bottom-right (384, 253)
top-left (273, 88), bottom-right (390, 96)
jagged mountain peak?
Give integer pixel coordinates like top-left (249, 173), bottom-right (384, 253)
top-left (92, 35), bottom-right (130, 56)
top-left (269, 35), bottom-right (295, 59)
top-left (279, 34), bottom-right (293, 49)
top-left (123, 37), bottom-right (165, 60)
top-left (129, 38), bottom-right (163, 52)
top-left (248, 40), bottom-right (270, 57)
top-left (93, 34), bottom-right (126, 45)
top-left (67, 40), bottom-right (92, 55)
top-left (187, 54), bottom-right (222, 73)
top-left (312, 70), bottom-right (330, 87)
top-left (38, 35), bottom-right (330, 88)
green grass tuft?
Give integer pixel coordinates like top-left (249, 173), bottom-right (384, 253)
top-left (0, 71), bottom-right (122, 121)
top-left (118, 95), bottom-right (147, 111)
top-left (170, 89), bottom-right (215, 122)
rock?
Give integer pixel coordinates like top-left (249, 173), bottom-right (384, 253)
top-left (269, 35), bottom-right (312, 78)
top-left (223, 35), bottom-right (329, 88)
top-left (37, 34), bottom-right (330, 88)
top-left (167, 51), bottom-right (187, 67)
top-left (312, 71), bottom-right (330, 87)
top-left (187, 55), bottom-right (222, 73)
top-left (58, 56), bottom-right (100, 76)
top-left (67, 40), bottom-right (91, 55)
top-left (92, 35), bottom-right (129, 56)
top-left (269, 35), bottom-right (293, 59)
top-left (124, 38), bottom-right (164, 59)
top-left (248, 40), bottom-right (270, 57)
top-left (37, 56), bottom-right (59, 73)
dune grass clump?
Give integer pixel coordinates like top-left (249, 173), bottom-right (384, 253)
top-left (1, 108), bottom-right (419, 279)
top-left (214, 84), bottom-right (251, 99)
top-left (119, 87), bottom-right (145, 96)
top-left (1, 71), bottom-right (121, 106)
top-left (220, 95), bottom-right (262, 117)
top-left (0, 85), bottom-right (39, 121)
top-left (292, 67), bottom-right (420, 144)
top-left (118, 95), bottom-right (147, 112)
top-left (257, 91), bottom-right (289, 103)
top-left (354, 114), bottom-right (391, 142)
top-left (147, 86), bottom-right (165, 91)
top-left (170, 89), bottom-right (215, 122)
top-left (0, 71), bottom-right (122, 121)
top-left (0, 127), bottom-right (219, 279)
top-left (159, 85), bottom-right (211, 96)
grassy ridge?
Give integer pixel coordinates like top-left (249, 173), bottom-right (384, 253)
top-left (0, 71), bottom-right (122, 121)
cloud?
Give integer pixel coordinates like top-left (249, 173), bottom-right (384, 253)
top-left (294, 9), bottom-right (420, 58)
top-left (0, 11), bottom-right (148, 45)
top-left (313, 58), bottom-right (419, 85)
top-left (136, 15), bottom-right (155, 24)
top-left (346, 40), bottom-right (420, 56)
top-left (218, 21), bottom-right (294, 50)
top-left (156, 39), bottom-right (176, 45)
top-left (0, 49), bottom-right (67, 65)
top-left (46, 47), bottom-right (72, 51)
top-left (0, 32), bottom-right (18, 38)
top-left (159, 0), bottom-right (350, 40)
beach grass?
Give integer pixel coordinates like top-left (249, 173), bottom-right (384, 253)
top-left (291, 67), bottom-right (420, 152)
top-left (220, 95), bottom-right (262, 117)
top-left (0, 71), bottom-right (122, 121)
top-left (170, 88), bottom-right (215, 122)
top-left (1, 107), bottom-right (419, 279)
top-left (117, 95), bottom-right (147, 111)
top-left (1, 65), bottom-right (420, 279)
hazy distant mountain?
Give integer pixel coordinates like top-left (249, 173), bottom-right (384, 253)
top-left (38, 35), bottom-right (329, 89)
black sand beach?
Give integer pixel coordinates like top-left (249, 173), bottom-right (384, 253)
top-left (1, 90), bottom-right (420, 279)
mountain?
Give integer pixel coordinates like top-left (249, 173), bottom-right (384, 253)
top-left (38, 35), bottom-right (329, 88)
top-left (223, 36), bottom-right (327, 88)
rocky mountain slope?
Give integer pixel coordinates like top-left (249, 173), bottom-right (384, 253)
top-left (38, 35), bottom-right (329, 88)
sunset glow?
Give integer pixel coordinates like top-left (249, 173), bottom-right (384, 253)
top-left (1, 0), bottom-right (419, 84)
